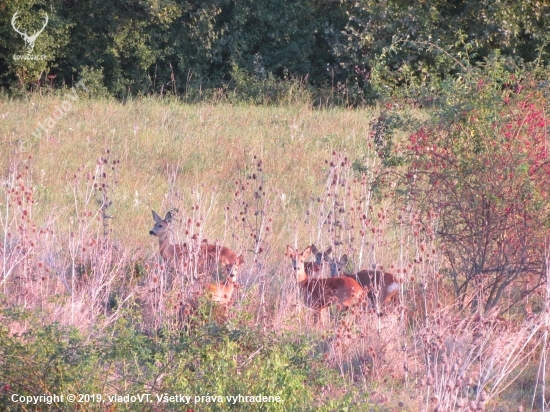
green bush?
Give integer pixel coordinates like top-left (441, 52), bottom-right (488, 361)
top-left (5, 0), bottom-right (549, 102)
top-left (330, 0), bottom-right (550, 103)
top-left (0, 307), bottom-right (364, 411)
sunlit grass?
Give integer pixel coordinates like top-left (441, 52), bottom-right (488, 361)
top-left (0, 95), bottom-right (542, 411)
top-left (1, 96), bottom-right (380, 252)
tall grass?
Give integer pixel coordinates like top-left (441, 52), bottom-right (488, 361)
top-left (0, 95), bottom-right (547, 411)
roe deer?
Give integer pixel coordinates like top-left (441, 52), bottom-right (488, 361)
top-left (306, 244), bottom-right (332, 277)
top-left (205, 255), bottom-right (244, 305)
top-left (286, 245), bottom-right (364, 323)
top-left (149, 210), bottom-right (243, 277)
top-left (326, 255), bottom-right (399, 307)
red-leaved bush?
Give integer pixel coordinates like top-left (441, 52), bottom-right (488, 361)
top-left (406, 90), bottom-right (550, 313)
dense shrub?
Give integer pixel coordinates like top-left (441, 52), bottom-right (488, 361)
top-left (399, 61), bottom-right (550, 312)
top-left (1, 0), bottom-right (347, 100)
top-left (334, 0), bottom-right (550, 102)
top-left (1, 0), bottom-right (550, 101)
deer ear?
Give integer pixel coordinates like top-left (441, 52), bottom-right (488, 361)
top-left (164, 211), bottom-right (173, 223)
top-left (152, 210), bottom-right (162, 222)
top-left (323, 253), bottom-right (334, 264)
top-left (340, 255), bottom-right (348, 267)
top-left (324, 246), bottom-right (332, 256)
top-left (236, 255), bottom-right (244, 265)
top-left (310, 244), bottom-right (319, 254)
top-left (286, 245), bottom-right (294, 256)
top-left (302, 246), bottom-right (312, 259)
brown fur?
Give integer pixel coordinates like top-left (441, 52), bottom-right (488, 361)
top-left (149, 210), bottom-right (243, 277)
top-left (327, 254), bottom-right (399, 307)
top-left (200, 243), bottom-right (240, 274)
top-left (287, 245), bottom-right (364, 321)
top-left (205, 255), bottom-right (244, 305)
top-left (350, 270), bottom-right (399, 305)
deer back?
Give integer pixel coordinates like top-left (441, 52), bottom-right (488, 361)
top-left (300, 276), bottom-right (364, 311)
top-left (198, 243), bottom-right (242, 276)
top-left (347, 270), bottom-right (398, 304)
top-left (159, 242), bottom-right (188, 265)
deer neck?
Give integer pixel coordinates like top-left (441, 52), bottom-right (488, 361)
top-left (224, 281), bottom-right (235, 293)
top-left (157, 234), bottom-right (172, 258)
top-left (296, 267), bottom-right (308, 285)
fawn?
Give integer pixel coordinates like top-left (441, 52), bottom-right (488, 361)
top-left (205, 254), bottom-right (244, 305)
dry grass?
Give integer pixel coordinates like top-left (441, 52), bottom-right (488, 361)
top-left (0, 95), bottom-right (548, 411)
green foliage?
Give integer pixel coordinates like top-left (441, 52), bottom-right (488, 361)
top-left (0, 308), bottom-right (105, 409)
top-left (0, 307), bottom-right (361, 411)
top-left (0, 0), bottom-right (70, 89)
top-left (227, 64), bottom-right (314, 105)
top-left (2, 0), bottom-right (550, 102)
top-left (0, 0), bottom-right (349, 100)
top-left (77, 66), bottom-right (110, 98)
top-left (332, 0), bottom-right (550, 102)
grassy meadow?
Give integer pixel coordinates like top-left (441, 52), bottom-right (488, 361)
top-left (0, 94), bottom-right (546, 411)
top-left (4, 95), bottom-right (382, 245)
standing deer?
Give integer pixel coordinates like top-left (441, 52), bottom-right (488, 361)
top-left (11, 11), bottom-right (48, 54)
top-left (149, 210), bottom-right (243, 277)
top-left (306, 244), bottom-right (332, 277)
top-left (326, 255), bottom-right (399, 307)
top-left (286, 245), bottom-right (364, 324)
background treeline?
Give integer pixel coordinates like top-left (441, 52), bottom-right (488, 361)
top-left (1, 0), bottom-right (549, 103)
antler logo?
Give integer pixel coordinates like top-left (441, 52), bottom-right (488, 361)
top-left (11, 11), bottom-right (48, 54)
